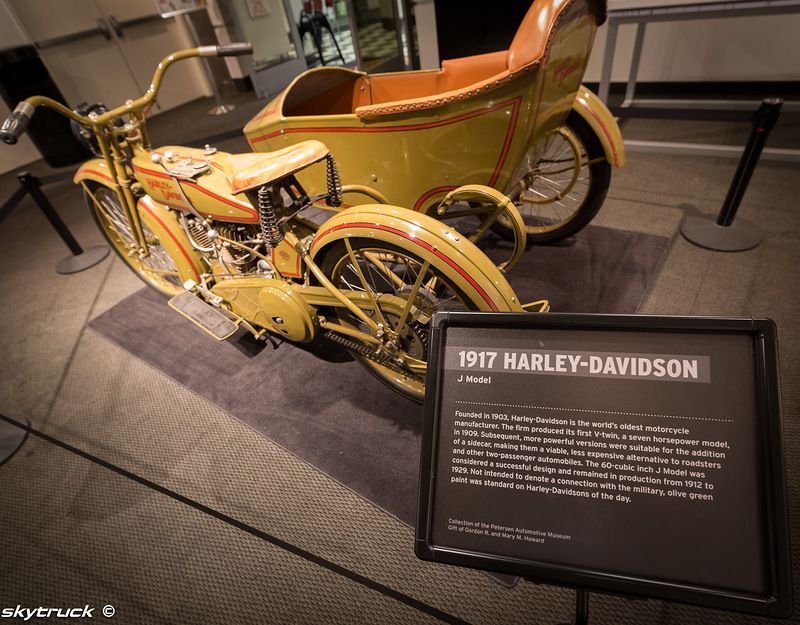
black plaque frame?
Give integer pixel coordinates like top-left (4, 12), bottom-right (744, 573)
top-left (416, 312), bottom-right (792, 618)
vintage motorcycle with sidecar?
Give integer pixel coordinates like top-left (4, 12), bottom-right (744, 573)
top-left (0, 44), bottom-right (546, 402)
top-left (244, 0), bottom-right (624, 245)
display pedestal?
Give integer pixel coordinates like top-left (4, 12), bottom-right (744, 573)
top-left (679, 99), bottom-right (780, 253)
top-left (681, 215), bottom-right (762, 252)
top-left (56, 245), bottom-right (110, 274)
top-left (0, 417), bottom-right (27, 466)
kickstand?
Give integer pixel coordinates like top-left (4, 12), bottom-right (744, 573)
top-left (261, 333), bottom-right (282, 349)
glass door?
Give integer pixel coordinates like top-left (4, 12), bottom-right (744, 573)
top-left (7, 0), bottom-right (141, 108)
top-left (345, 0), bottom-right (405, 72)
top-left (290, 0), bottom-right (357, 69)
top-left (226, 0), bottom-right (308, 99)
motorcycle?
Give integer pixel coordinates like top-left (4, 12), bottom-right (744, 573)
top-left (243, 0), bottom-right (624, 246)
top-left (0, 44), bottom-right (547, 402)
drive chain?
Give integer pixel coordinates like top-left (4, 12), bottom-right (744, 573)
top-left (324, 328), bottom-right (426, 379)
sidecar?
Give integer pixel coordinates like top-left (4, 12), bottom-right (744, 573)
top-left (243, 0), bottom-right (623, 240)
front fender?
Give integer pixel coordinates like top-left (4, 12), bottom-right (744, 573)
top-left (309, 204), bottom-right (524, 312)
top-left (136, 196), bottom-right (205, 283)
top-left (572, 85), bottom-right (625, 167)
top-left (73, 158), bottom-right (116, 186)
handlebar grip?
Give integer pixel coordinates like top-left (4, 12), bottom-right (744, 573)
top-left (0, 102), bottom-right (34, 145)
top-left (216, 42), bottom-right (253, 57)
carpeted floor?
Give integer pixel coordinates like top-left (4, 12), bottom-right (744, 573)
top-left (88, 225), bottom-right (668, 529)
top-left (0, 95), bottom-right (797, 625)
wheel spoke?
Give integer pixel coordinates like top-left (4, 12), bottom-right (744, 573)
top-left (362, 251), bottom-right (405, 289)
top-left (344, 238), bottom-right (389, 328)
top-left (394, 260), bottom-right (430, 335)
top-left (92, 187), bottom-right (182, 294)
top-left (326, 243), bottom-right (480, 400)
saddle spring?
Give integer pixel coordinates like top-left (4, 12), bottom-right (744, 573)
top-left (325, 154), bottom-right (342, 207)
top-left (257, 185), bottom-right (283, 248)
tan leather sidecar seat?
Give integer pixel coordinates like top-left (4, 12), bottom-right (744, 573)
top-left (229, 140), bottom-right (330, 194)
top-left (355, 0), bottom-right (606, 119)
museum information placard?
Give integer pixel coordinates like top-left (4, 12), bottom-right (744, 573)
top-left (416, 313), bottom-right (791, 617)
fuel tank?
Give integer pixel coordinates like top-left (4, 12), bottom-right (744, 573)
top-left (131, 146), bottom-right (259, 224)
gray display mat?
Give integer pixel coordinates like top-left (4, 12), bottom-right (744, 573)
top-left (89, 225), bottom-right (670, 527)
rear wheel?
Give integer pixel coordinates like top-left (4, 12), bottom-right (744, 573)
top-left (319, 239), bottom-right (485, 402)
top-left (87, 184), bottom-right (183, 295)
top-left (495, 111), bottom-right (611, 244)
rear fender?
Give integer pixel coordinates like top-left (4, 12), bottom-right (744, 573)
top-left (572, 85), bottom-right (625, 167)
top-left (309, 205), bottom-right (524, 312)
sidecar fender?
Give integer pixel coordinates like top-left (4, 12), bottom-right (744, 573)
top-left (572, 85), bottom-right (625, 167)
top-left (308, 205), bottom-right (524, 313)
top-left (73, 158), bottom-right (117, 186)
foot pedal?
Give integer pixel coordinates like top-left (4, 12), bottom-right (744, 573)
top-left (168, 291), bottom-right (238, 340)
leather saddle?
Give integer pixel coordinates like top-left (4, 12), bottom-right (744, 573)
top-left (229, 140), bottom-right (329, 194)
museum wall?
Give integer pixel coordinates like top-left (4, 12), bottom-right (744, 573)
top-left (584, 15), bottom-right (800, 83)
top-left (0, 0), bottom-right (213, 174)
top-left (1, 0), bottom-right (798, 175)
top-left (425, 3), bottom-right (800, 83)
top-left (0, 1), bottom-right (40, 173)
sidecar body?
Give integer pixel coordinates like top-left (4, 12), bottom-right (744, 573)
top-left (243, 0), bottom-right (619, 214)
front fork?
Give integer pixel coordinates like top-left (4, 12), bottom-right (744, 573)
top-left (95, 131), bottom-right (149, 256)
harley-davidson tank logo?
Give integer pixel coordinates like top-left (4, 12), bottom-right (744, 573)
top-left (144, 176), bottom-right (191, 209)
top-left (279, 250), bottom-right (291, 261)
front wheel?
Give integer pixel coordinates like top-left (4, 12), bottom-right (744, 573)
top-left (495, 110), bottom-right (612, 245)
top-left (319, 239), bottom-right (487, 402)
top-left (86, 184), bottom-right (184, 295)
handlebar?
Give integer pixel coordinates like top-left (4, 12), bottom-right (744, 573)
top-left (0, 102), bottom-right (33, 145)
top-left (0, 43), bottom-right (252, 145)
top-left (204, 42), bottom-right (253, 57)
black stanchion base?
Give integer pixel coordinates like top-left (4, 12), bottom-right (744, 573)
top-left (56, 245), bottom-right (110, 274)
top-left (680, 215), bottom-right (762, 252)
top-left (0, 417), bottom-right (28, 466)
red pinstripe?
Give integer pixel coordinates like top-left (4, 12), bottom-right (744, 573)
top-left (77, 168), bottom-right (114, 184)
top-left (311, 221), bottom-right (499, 311)
top-left (248, 98), bottom-right (521, 143)
top-left (412, 185), bottom-right (457, 212)
top-left (138, 197), bottom-right (201, 281)
top-left (487, 97), bottom-right (521, 187)
top-left (132, 164), bottom-right (259, 223)
top-left (576, 97), bottom-right (619, 166)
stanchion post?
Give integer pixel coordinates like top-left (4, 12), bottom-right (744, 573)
top-left (680, 98), bottom-right (782, 252)
top-left (717, 98), bottom-right (783, 227)
top-left (558, 589), bottom-right (590, 625)
top-left (13, 170), bottom-right (109, 274)
top-left (18, 171), bottom-right (83, 255)
top-left (574, 589), bottom-right (589, 625)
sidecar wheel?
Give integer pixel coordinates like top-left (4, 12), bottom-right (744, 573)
top-left (494, 110), bottom-right (611, 245)
top-left (85, 184), bottom-right (184, 296)
top-left (318, 239), bottom-right (483, 403)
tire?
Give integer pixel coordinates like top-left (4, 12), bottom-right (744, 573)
top-left (86, 184), bottom-right (184, 296)
top-left (493, 110), bottom-right (611, 245)
top-left (318, 239), bottom-right (484, 403)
